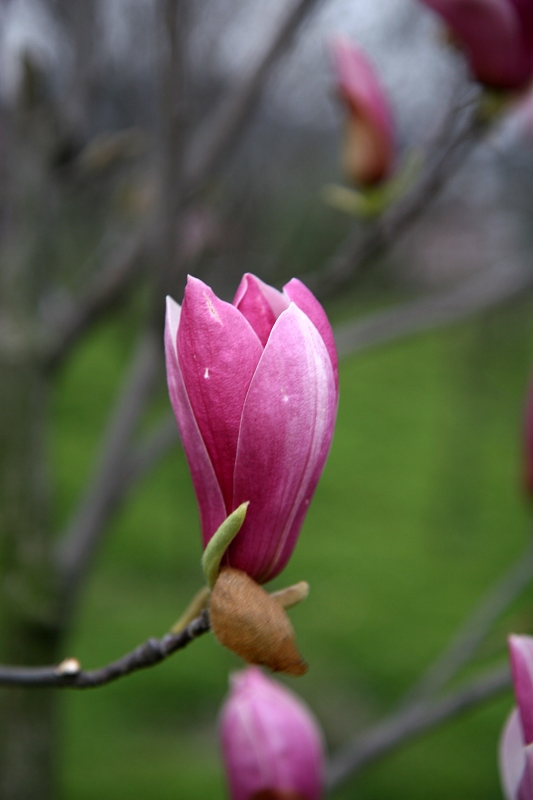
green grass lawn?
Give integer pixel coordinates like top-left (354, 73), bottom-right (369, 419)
top-left (53, 293), bottom-right (533, 799)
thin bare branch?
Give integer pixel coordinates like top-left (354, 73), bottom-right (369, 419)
top-left (403, 537), bottom-right (533, 705)
top-left (155, 0), bottom-right (192, 292)
top-left (43, 234), bottom-right (144, 372)
top-left (334, 260), bottom-right (533, 359)
top-left (309, 88), bottom-right (484, 298)
top-left (326, 663), bottom-right (511, 791)
top-left (56, 330), bottom-right (162, 613)
top-left (0, 611), bottom-right (210, 689)
top-left (183, 0), bottom-right (322, 198)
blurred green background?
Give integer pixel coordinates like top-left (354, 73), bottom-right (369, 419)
top-left (53, 290), bottom-right (533, 799)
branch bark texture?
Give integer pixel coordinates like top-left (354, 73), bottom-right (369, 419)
top-left (0, 611), bottom-right (210, 689)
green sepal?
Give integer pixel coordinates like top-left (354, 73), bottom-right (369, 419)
top-left (270, 581), bottom-right (309, 609)
top-left (201, 502), bottom-right (249, 589)
top-left (324, 150), bottom-right (422, 219)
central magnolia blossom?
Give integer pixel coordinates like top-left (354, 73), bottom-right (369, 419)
top-left (165, 273), bottom-right (338, 584)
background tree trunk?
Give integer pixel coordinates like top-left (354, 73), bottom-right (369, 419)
top-left (0, 353), bottom-right (64, 799)
top-left (0, 83), bottom-right (65, 797)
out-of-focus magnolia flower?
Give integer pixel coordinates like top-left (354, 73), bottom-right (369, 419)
top-left (220, 666), bottom-right (324, 800)
top-left (332, 37), bottom-right (395, 186)
top-left (420, 0), bottom-right (533, 90)
top-left (165, 274), bottom-right (338, 585)
top-left (499, 635), bottom-right (533, 799)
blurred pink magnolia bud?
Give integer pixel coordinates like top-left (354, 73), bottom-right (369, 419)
top-left (499, 636), bottom-right (533, 799)
top-left (220, 666), bottom-right (325, 800)
top-left (420, 0), bottom-right (533, 89)
top-left (331, 37), bottom-right (395, 186)
top-left (165, 274), bottom-right (338, 584)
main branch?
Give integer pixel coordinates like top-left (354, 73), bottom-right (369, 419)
top-left (310, 87), bottom-right (485, 298)
top-left (0, 612), bottom-right (210, 689)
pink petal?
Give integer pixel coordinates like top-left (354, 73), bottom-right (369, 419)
top-left (421, 0), bottom-right (529, 88)
top-left (229, 303), bottom-right (337, 583)
top-left (283, 278), bottom-right (339, 393)
top-left (500, 709), bottom-right (525, 800)
top-left (510, 635), bottom-right (533, 744)
top-left (177, 276), bottom-right (263, 513)
top-left (233, 273), bottom-right (278, 346)
top-left (164, 297), bottom-right (227, 546)
top-left (220, 667), bottom-right (324, 800)
top-left (235, 273), bottom-right (290, 320)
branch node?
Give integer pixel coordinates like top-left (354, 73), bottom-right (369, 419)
top-left (54, 658), bottom-right (82, 677)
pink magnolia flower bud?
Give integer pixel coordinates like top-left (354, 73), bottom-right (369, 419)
top-left (420, 0), bottom-right (533, 90)
top-left (499, 636), bottom-right (533, 799)
top-left (331, 37), bottom-right (395, 186)
top-left (219, 666), bottom-right (325, 800)
top-left (165, 274), bottom-right (338, 584)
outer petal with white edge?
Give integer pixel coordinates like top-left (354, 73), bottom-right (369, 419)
top-left (284, 277), bottom-right (339, 391)
top-left (164, 297), bottom-right (227, 547)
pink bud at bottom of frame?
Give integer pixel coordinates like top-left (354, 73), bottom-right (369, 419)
top-left (220, 667), bottom-right (324, 800)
